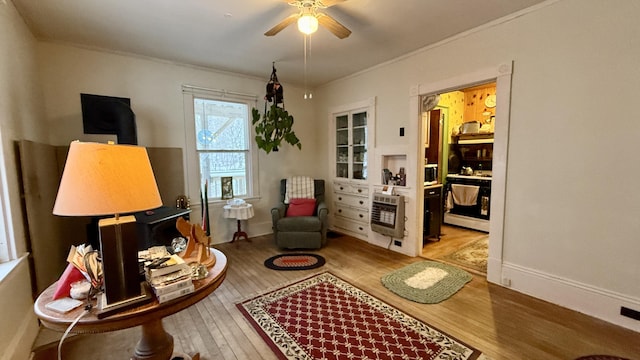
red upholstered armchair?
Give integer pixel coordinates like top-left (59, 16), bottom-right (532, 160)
top-left (271, 179), bottom-right (328, 249)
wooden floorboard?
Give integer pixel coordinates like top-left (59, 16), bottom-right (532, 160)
top-left (32, 232), bottom-right (640, 360)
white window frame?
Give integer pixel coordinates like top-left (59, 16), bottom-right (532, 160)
top-left (182, 85), bottom-right (260, 207)
top-left (0, 126), bottom-right (15, 263)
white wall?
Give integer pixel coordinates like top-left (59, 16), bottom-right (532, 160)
top-left (37, 42), bottom-right (323, 243)
top-left (0, 1), bottom-right (47, 358)
top-left (315, 0), bottom-right (640, 331)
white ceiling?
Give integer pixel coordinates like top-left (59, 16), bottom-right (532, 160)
top-left (13, 0), bottom-right (547, 87)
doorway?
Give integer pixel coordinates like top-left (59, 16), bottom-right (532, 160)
top-left (410, 62), bottom-right (513, 285)
top-left (420, 83), bottom-right (495, 276)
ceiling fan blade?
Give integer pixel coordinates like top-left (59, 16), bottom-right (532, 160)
top-left (319, 0), bottom-right (347, 7)
top-left (264, 14), bottom-right (299, 36)
top-left (316, 13), bottom-right (351, 39)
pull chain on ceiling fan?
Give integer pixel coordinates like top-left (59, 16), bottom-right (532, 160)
top-left (304, 34), bottom-right (312, 99)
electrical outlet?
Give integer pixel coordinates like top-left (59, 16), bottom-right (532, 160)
top-left (621, 306), bottom-right (640, 321)
top-left (393, 240), bottom-right (402, 247)
top-left (399, 127), bottom-right (404, 136)
top-left (501, 276), bottom-right (511, 287)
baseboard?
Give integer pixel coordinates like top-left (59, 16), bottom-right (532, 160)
top-left (497, 261), bottom-right (640, 332)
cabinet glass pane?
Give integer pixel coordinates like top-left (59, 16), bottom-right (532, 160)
top-left (336, 129), bottom-right (348, 146)
top-left (337, 163), bottom-right (348, 178)
top-left (353, 112), bottom-right (367, 127)
top-left (336, 115), bottom-right (348, 129)
top-left (352, 163), bottom-right (366, 180)
top-left (336, 146), bottom-right (348, 162)
top-left (352, 127), bottom-right (366, 147)
top-left (353, 145), bottom-right (366, 162)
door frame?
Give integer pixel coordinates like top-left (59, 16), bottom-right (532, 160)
top-left (409, 62), bottom-right (513, 285)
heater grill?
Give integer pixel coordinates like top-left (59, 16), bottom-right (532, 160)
top-left (371, 193), bottom-right (405, 238)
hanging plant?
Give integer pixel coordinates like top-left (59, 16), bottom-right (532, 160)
top-left (252, 62), bottom-right (302, 154)
top-left (252, 104), bottom-right (301, 154)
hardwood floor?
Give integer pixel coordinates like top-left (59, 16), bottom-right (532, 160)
top-left (33, 233), bottom-right (640, 360)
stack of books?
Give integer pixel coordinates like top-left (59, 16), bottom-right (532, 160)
top-left (144, 254), bottom-right (194, 303)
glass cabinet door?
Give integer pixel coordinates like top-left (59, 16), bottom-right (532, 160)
top-left (351, 111), bottom-right (367, 180)
top-left (334, 110), bottom-right (368, 180)
top-left (336, 115), bottom-right (349, 178)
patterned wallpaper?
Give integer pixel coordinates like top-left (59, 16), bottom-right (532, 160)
top-left (437, 91), bottom-right (464, 141)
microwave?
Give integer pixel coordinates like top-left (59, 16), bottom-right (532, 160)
top-left (425, 164), bottom-right (438, 184)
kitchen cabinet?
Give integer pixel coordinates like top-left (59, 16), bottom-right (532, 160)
top-left (329, 98), bottom-right (375, 240)
top-left (424, 185), bottom-right (443, 243)
top-left (332, 180), bottom-right (370, 240)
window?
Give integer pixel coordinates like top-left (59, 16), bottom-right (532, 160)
top-left (194, 98), bottom-right (250, 198)
top-left (183, 85), bottom-right (259, 202)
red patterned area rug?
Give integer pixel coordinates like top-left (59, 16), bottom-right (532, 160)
top-left (237, 272), bottom-right (487, 360)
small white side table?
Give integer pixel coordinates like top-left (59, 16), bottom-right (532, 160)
top-left (222, 203), bottom-right (254, 242)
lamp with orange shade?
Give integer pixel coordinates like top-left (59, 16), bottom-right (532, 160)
top-left (53, 141), bottom-right (162, 316)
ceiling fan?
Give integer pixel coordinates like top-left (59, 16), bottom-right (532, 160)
top-left (264, 0), bottom-right (352, 39)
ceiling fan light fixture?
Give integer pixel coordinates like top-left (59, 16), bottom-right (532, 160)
top-left (298, 14), bottom-right (318, 35)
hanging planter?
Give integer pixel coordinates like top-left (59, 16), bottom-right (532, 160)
top-left (252, 104), bottom-right (301, 154)
top-left (252, 63), bottom-right (302, 154)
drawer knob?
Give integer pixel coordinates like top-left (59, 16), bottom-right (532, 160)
top-left (340, 186), bottom-right (344, 190)
top-left (339, 197), bottom-right (342, 201)
top-left (359, 214), bottom-right (363, 218)
top-left (359, 227), bottom-right (364, 231)
top-left (357, 189), bottom-right (362, 193)
top-left (359, 200), bottom-right (364, 205)
top-left (338, 209), bottom-right (342, 213)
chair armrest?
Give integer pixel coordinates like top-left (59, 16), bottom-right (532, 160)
top-left (271, 204), bottom-right (286, 223)
top-left (317, 201), bottom-right (328, 221)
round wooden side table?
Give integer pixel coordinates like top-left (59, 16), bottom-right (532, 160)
top-left (34, 248), bottom-right (228, 360)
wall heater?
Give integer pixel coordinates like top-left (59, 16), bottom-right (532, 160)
top-left (371, 193), bottom-right (405, 238)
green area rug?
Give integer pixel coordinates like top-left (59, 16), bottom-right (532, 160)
top-left (441, 236), bottom-right (488, 274)
top-left (381, 261), bottom-right (472, 304)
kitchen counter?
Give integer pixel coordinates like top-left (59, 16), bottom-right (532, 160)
top-left (423, 183), bottom-right (443, 189)
top-left (446, 174), bottom-right (492, 181)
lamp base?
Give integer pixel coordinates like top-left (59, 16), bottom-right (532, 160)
top-left (96, 282), bottom-right (153, 319)
top-left (99, 215), bottom-right (144, 305)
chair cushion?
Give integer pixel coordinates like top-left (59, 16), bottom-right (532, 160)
top-left (286, 198), bottom-right (316, 217)
top-left (277, 216), bottom-right (322, 232)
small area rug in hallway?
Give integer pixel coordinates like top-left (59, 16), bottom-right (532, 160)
top-left (237, 272), bottom-right (486, 360)
top-left (441, 236), bottom-right (488, 274)
top-left (381, 261), bottom-right (472, 303)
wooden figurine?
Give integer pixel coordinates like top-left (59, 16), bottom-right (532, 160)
top-left (175, 217), bottom-right (216, 268)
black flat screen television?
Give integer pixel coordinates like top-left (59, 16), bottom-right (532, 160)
top-left (80, 93), bottom-right (138, 145)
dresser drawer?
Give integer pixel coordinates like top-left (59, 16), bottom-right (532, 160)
top-left (333, 182), bottom-right (369, 196)
top-left (335, 204), bottom-right (370, 223)
top-left (335, 194), bottom-right (367, 208)
top-left (333, 217), bottom-right (368, 236)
